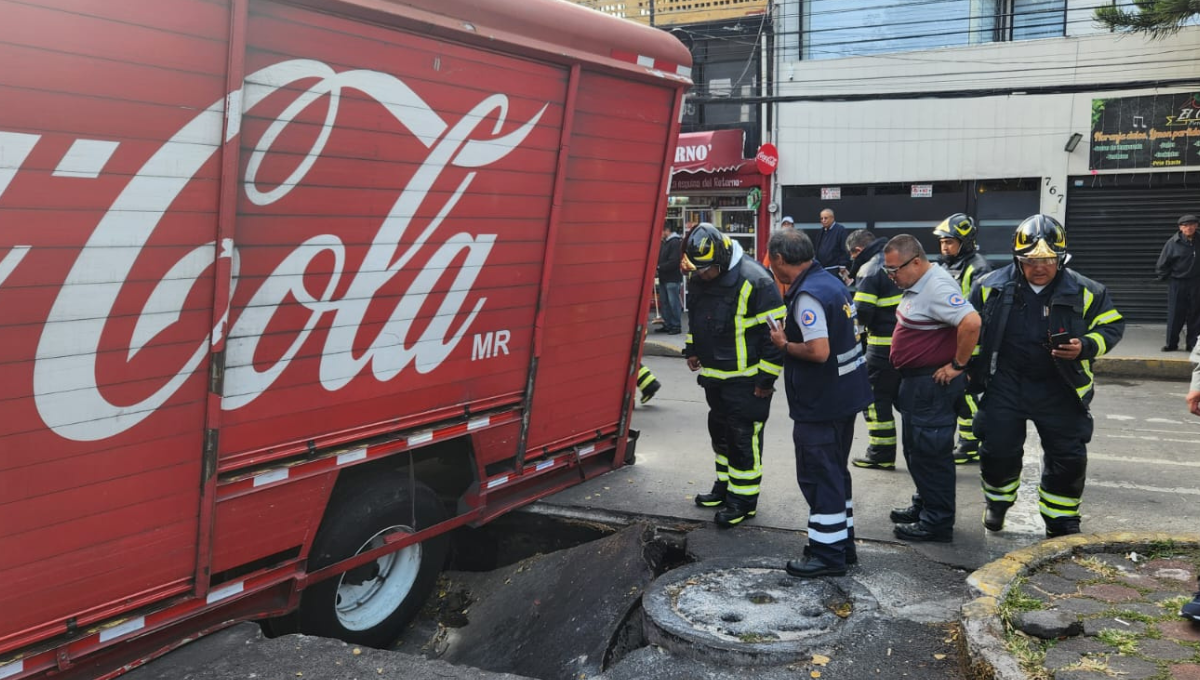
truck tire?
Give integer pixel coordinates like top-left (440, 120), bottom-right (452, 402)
top-left (297, 475), bottom-right (449, 648)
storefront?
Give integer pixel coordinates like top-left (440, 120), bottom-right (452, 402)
top-left (667, 129), bottom-right (773, 260)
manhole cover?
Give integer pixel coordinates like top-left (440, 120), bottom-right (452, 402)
top-left (643, 557), bottom-right (878, 665)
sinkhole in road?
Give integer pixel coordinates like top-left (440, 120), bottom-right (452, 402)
top-left (399, 513), bottom-right (879, 677)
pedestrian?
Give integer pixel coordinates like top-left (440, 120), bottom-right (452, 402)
top-left (846, 229), bottom-right (903, 471)
top-left (766, 229), bottom-right (872, 576)
top-left (969, 215), bottom-right (1124, 537)
top-left (1155, 214), bottom-right (1200, 352)
top-left (884, 234), bottom-right (981, 543)
top-left (656, 223), bottom-right (684, 335)
top-left (1183, 344), bottom-right (1200, 621)
top-left (763, 216), bottom-right (796, 297)
top-left (932, 214), bottom-right (992, 465)
top-left (636, 364), bottom-right (661, 404)
top-left (813, 208), bottom-right (852, 276)
top-left (683, 223), bottom-right (787, 527)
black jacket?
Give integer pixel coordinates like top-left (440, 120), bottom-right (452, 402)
top-left (851, 238), bottom-right (901, 349)
top-left (684, 252), bottom-right (786, 391)
top-left (968, 264), bottom-right (1124, 407)
top-left (812, 223), bottom-right (851, 271)
top-left (941, 249), bottom-right (992, 296)
top-left (657, 232), bottom-right (683, 283)
top-left (1155, 232), bottom-right (1199, 281)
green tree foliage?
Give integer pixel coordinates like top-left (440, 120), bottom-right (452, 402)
top-left (1095, 0), bottom-right (1200, 37)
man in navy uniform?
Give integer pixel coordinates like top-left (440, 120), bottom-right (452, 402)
top-left (766, 229), bottom-right (872, 576)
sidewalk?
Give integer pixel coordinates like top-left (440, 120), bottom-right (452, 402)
top-left (644, 317), bottom-right (1195, 382)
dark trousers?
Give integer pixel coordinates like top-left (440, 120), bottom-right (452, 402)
top-left (792, 416), bottom-right (856, 567)
top-left (703, 380), bottom-right (771, 502)
top-left (658, 280), bottom-right (682, 332)
top-left (864, 352), bottom-right (900, 459)
top-left (896, 372), bottom-right (964, 531)
top-left (976, 370), bottom-right (1092, 529)
top-left (1166, 279), bottom-right (1200, 350)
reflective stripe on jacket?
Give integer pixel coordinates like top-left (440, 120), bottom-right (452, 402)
top-left (685, 256), bottom-right (787, 390)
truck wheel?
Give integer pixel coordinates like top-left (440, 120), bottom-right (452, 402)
top-left (297, 476), bottom-right (449, 648)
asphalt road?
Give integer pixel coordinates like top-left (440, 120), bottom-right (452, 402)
top-left (542, 355), bottom-right (1200, 572)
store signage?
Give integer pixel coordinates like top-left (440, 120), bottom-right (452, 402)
top-left (1090, 93), bottom-right (1200, 170)
top-left (672, 129), bottom-right (746, 174)
top-left (670, 172), bottom-right (748, 191)
top-left (755, 143), bottom-right (779, 175)
top-left (911, 184), bottom-right (933, 198)
top-left (820, 187), bottom-right (841, 200)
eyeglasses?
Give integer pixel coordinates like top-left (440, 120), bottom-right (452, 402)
top-left (883, 256), bottom-right (918, 277)
top-left (1017, 256), bottom-right (1058, 269)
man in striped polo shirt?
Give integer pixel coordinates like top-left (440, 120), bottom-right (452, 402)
top-left (883, 235), bottom-right (981, 543)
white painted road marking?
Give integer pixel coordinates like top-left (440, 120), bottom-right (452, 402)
top-left (1089, 480), bottom-right (1200, 496)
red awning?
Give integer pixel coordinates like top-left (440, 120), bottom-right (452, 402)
top-left (672, 129), bottom-right (745, 174)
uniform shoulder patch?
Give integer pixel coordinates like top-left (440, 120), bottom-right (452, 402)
top-left (948, 293), bottom-right (966, 307)
top-left (801, 309), bottom-right (818, 326)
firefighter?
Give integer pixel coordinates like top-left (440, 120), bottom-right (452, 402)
top-left (847, 229), bottom-right (903, 471)
top-left (766, 229), bottom-right (872, 576)
top-left (636, 364), bottom-right (661, 404)
top-left (684, 223), bottom-right (787, 527)
top-left (968, 215), bottom-right (1125, 537)
top-left (932, 214), bottom-right (992, 465)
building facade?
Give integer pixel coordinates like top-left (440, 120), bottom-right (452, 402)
top-left (772, 0), bottom-right (1200, 320)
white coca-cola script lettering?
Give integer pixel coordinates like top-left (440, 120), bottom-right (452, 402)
top-left (32, 59), bottom-right (547, 441)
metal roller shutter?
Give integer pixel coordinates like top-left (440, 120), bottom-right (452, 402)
top-left (1064, 173), bottom-right (1198, 323)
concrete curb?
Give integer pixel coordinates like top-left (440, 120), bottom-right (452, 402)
top-left (642, 339), bottom-right (685, 358)
top-left (1091, 356), bottom-right (1193, 382)
top-left (642, 341), bottom-right (1194, 382)
top-left (959, 532), bottom-right (1200, 680)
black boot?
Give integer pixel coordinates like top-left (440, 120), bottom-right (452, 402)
top-left (953, 440), bottom-right (979, 465)
top-left (714, 494), bottom-right (756, 527)
top-left (803, 543), bottom-right (857, 565)
top-left (694, 481), bottom-right (727, 508)
top-left (785, 556), bottom-right (846, 578)
top-left (852, 447), bottom-right (896, 470)
top-left (639, 378), bottom-right (661, 404)
top-left (983, 503), bottom-right (1008, 532)
top-left (889, 495), bottom-right (923, 524)
top-left (1045, 518), bottom-right (1081, 538)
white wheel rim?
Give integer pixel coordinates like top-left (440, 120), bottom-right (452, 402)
top-left (334, 525), bottom-right (422, 631)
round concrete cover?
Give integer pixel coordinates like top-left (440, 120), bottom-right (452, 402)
top-left (642, 557), bottom-right (879, 665)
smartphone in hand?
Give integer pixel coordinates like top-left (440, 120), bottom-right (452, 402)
top-left (766, 315), bottom-right (781, 332)
top-left (1049, 331), bottom-right (1072, 348)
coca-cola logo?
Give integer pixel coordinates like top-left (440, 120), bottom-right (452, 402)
top-left (10, 59), bottom-right (546, 442)
top-left (755, 143), bottom-right (778, 175)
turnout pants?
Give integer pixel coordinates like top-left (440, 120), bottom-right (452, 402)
top-left (955, 392), bottom-right (980, 455)
top-left (896, 371), bottom-right (964, 532)
top-left (1166, 278), bottom-right (1200, 350)
top-left (793, 416), bottom-right (856, 567)
top-left (863, 352), bottom-right (900, 461)
top-left (703, 380), bottom-right (770, 505)
top-left (976, 370), bottom-right (1092, 531)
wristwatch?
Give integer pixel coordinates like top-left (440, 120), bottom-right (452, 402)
top-left (950, 358), bottom-right (966, 371)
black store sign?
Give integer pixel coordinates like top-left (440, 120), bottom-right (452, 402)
top-left (1090, 93), bottom-right (1200, 170)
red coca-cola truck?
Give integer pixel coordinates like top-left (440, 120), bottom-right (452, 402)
top-left (0, 1), bottom-right (690, 677)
